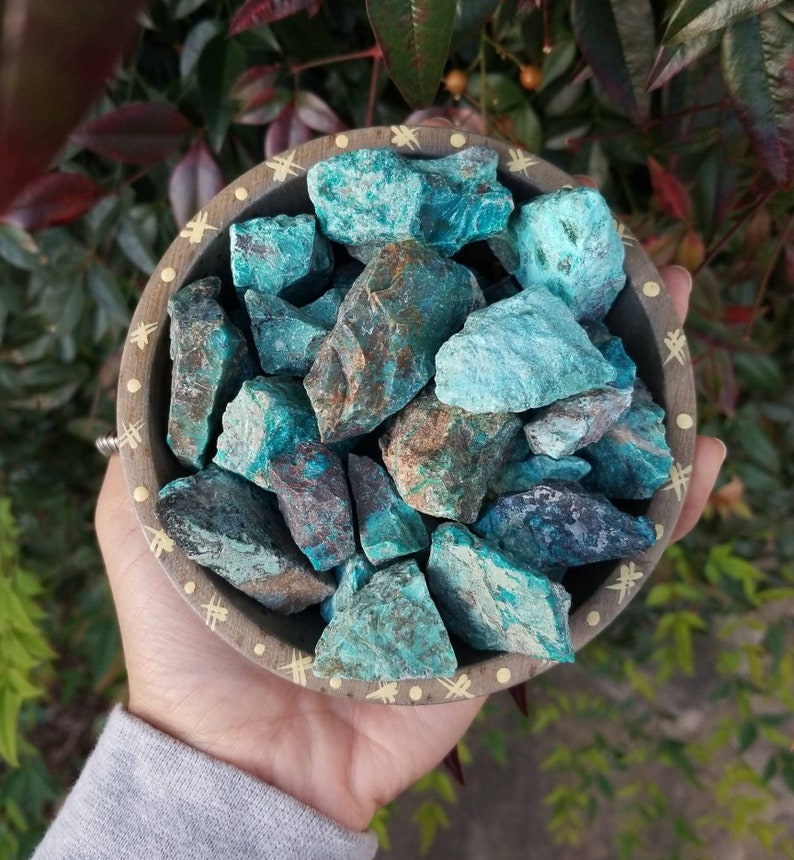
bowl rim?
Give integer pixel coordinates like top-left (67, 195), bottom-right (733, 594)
top-left (116, 124), bottom-right (697, 704)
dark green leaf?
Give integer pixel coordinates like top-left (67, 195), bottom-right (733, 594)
top-left (451, 0), bottom-right (499, 48)
top-left (664, 0), bottom-right (783, 44)
top-left (721, 11), bottom-right (794, 186)
top-left (196, 35), bottom-right (249, 151)
top-left (737, 720), bottom-right (759, 752)
top-left (647, 30), bottom-right (721, 90)
top-left (570, 0), bottom-right (656, 123)
top-left (180, 19), bottom-right (223, 80)
top-left (366, 0), bottom-right (457, 109)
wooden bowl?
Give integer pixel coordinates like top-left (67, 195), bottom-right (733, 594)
top-left (117, 126), bottom-right (696, 704)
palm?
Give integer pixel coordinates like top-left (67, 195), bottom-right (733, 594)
top-left (97, 265), bottom-right (723, 832)
top-left (98, 457), bottom-right (481, 830)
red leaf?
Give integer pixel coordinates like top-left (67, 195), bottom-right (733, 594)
top-left (441, 746), bottom-right (465, 786)
top-left (229, 0), bottom-right (323, 35)
top-left (507, 682), bottom-right (530, 717)
top-left (647, 157), bottom-right (692, 224)
top-left (0, 0), bottom-right (145, 216)
top-left (722, 305), bottom-right (756, 325)
top-left (230, 65), bottom-right (282, 103)
top-left (169, 140), bottom-right (225, 228)
top-left (265, 103), bottom-right (312, 158)
top-left (71, 103), bottom-right (192, 165)
top-left (1, 172), bottom-right (105, 230)
top-left (294, 91), bottom-right (345, 134)
top-left (235, 89), bottom-right (292, 126)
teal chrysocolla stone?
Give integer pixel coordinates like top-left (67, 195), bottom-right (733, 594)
top-left (588, 324), bottom-right (637, 389)
top-left (270, 442), bottom-right (356, 572)
top-left (486, 223), bottom-right (520, 274)
top-left (313, 558), bottom-right (458, 681)
top-left (230, 214), bottom-right (333, 304)
top-left (347, 454), bottom-right (429, 565)
top-left (523, 385), bottom-right (633, 459)
top-left (213, 376), bottom-right (319, 491)
top-left (155, 466), bottom-right (334, 613)
top-left (434, 286), bottom-right (616, 413)
top-left (581, 383), bottom-right (673, 499)
top-left (306, 146), bottom-right (513, 258)
top-left (301, 286), bottom-right (350, 328)
top-left (426, 523), bottom-right (574, 662)
top-left (481, 275), bottom-right (521, 306)
top-left (320, 552), bottom-right (377, 623)
top-left (244, 291), bottom-right (329, 377)
top-left (380, 387), bottom-right (522, 523)
top-left (166, 277), bottom-right (248, 470)
top-left (513, 187), bottom-right (626, 321)
top-left (304, 240), bottom-right (480, 442)
top-left (474, 479), bottom-right (657, 574)
top-left (489, 453), bottom-right (591, 496)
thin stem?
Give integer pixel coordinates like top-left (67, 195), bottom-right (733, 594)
top-left (290, 45), bottom-right (381, 76)
top-left (743, 209), bottom-right (794, 339)
top-left (696, 186), bottom-right (776, 274)
top-left (365, 55), bottom-right (381, 127)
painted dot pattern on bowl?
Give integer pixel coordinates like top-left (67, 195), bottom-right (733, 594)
top-left (116, 126), bottom-right (697, 704)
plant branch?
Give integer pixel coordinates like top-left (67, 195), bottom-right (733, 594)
top-left (366, 55), bottom-right (381, 128)
top-left (743, 209), bottom-right (794, 339)
top-left (290, 46), bottom-right (381, 76)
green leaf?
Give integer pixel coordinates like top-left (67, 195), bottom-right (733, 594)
top-left (721, 10), bottom-right (794, 186)
top-left (737, 720), bottom-right (759, 752)
top-left (196, 34), bottom-right (249, 151)
top-left (0, 687), bottom-right (21, 767)
top-left (180, 19), bottom-right (224, 80)
top-left (570, 0), bottom-right (656, 124)
top-left (647, 30), bottom-right (721, 91)
top-left (366, 0), bottom-right (457, 109)
top-left (664, 0), bottom-right (783, 44)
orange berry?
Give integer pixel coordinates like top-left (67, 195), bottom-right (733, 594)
top-left (444, 69), bottom-right (468, 98)
top-left (519, 64), bottom-right (543, 91)
top-left (676, 230), bottom-right (705, 271)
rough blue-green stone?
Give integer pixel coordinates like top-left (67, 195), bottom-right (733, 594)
top-left (410, 146), bottom-right (514, 254)
top-left (581, 384), bottom-right (673, 499)
top-left (301, 286), bottom-right (350, 328)
top-left (585, 326), bottom-right (636, 390)
top-left (513, 187), bottom-right (626, 321)
top-left (434, 286), bottom-right (616, 413)
top-left (426, 523), bottom-right (574, 662)
top-left (166, 277), bottom-right (249, 470)
top-left (313, 559), bottom-right (457, 681)
top-left (486, 223), bottom-right (520, 274)
top-left (306, 146), bottom-right (512, 257)
top-left (244, 291), bottom-right (329, 377)
top-left (230, 214), bottom-right (333, 304)
top-left (380, 387), bottom-right (522, 523)
top-left (320, 553), bottom-right (377, 623)
top-left (270, 442), bottom-right (356, 571)
top-left (523, 385), bottom-right (633, 459)
top-left (489, 454), bottom-right (591, 496)
top-left (482, 275), bottom-right (521, 305)
top-left (155, 466), bottom-right (334, 613)
top-left (213, 376), bottom-right (319, 491)
top-left (304, 241), bottom-right (480, 442)
top-left (347, 454), bottom-right (429, 565)
top-left (474, 479), bottom-right (657, 573)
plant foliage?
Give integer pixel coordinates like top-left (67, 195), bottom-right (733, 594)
top-left (0, 0), bottom-right (792, 857)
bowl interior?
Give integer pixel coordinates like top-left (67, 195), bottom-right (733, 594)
top-left (117, 126), bottom-right (697, 703)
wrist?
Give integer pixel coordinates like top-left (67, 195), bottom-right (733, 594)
top-left (127, 692), bottom-right (378, 832)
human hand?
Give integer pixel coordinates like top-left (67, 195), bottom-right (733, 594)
top-left (95, 264), bottom-right (723, 832)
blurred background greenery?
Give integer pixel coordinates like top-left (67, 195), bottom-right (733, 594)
top-left (1, 1), bottom-right (793, 857)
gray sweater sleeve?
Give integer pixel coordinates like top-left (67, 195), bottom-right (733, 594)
top-left (33, 706), bottom-right (378, 860)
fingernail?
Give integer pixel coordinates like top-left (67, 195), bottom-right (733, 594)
top-left (707, 436), bottom-right (728, 464)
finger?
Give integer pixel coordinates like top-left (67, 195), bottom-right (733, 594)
top-left (658, 265), bottom-right (692, 324)
top-left (670, 436), bottom-right (726, 543)
top-left (572, 174), bottom-right (597, 188)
